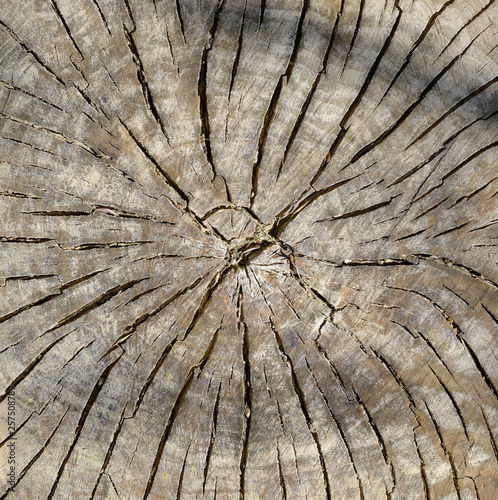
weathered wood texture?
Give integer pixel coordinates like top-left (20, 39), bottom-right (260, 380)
top-left (0, 0), bottom-right (497, 498)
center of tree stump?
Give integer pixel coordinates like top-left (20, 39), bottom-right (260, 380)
top-left (226, 231), bottom-right (275, 268)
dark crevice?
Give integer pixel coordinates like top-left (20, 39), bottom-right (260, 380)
top-left (482, 303), bottom-right (498, 326)
top-left (89, 408), bottom-right (127, 499)
top-left (314, 339), bottom-right (351, 400)
top-left (176, 442), bottom-right (191, 500)
top-left (198, 1), bottom-right (225, 182)
top-left (304, 256), bottom-right (417, 268)
top-left (122, 283), bottom-right (171, 306)
top-left (480, 408), bottom-right (498, 464)
top-left (0, 78), bottom-right (64, 112)
top-left (0, 387), bottom-right (64, 451)
top-left (388, 145), bottom-right (447, 188)
top-left (413, 432), bottom-right (430, 500)
top-left (71, 82), bottom-right (110, 120)
top-left (259, 0), bottom-right (265, 27)
top-left (91, 205), bottom-right (173, 225)
top-left (21, 210), bottom-right (90, 216)
top-left (391, 285), bottom-right (498, 400)
top-left (282, 267), bottom-right (369, 357)
top-left (271, 176), bottom-right (357, 239)
top-left (411, 75), bottom-right (498, 146)
top-left (275, 441), bottom-right (287, 500)
top-left (44, 278), bottom-right (146, 335)
top-left (0, 189), bottom-right (40, 199)
top-left (275, 397), bottom-right (285, 434)
top-left (411, 197), bottom-right (449, 221)
top-left (227, 3), bottom-right (247, 106)
top-left (182, 265), bottom-right (230, 341)
top-left (0, 135), bottom-right (60, 158)
top-left (104, 274), bottom-right (209, 359)
top-left (449, 177), bottom-right (498, 208)
top-left (1, 274), bottom-right (58, 285)
top-left (431, 222), bottom-right (469, 238)
top-left (417, 141), bottom-right (498, 202)
top-left (394, 226), bottom-right (430, 241)
top-left (90, 0), bottom-right (111, 36)
top-left (440, 283), bottom-right (469, 306)
top-left (129, 338), bottom-right (178, 418)
top-left (0, 330), bottom-right (74, 405)
top-left (468, 218), bottom-right (498, 233)
top-left (118, 118), bottom-right (186, 203)
top-left (416, 254), bottom-right (498, 292)
top-left (0, 236), bottom-right (53, 244)
top-left (59, 241), bottom-right (153, 251)
top-left (0, 269), bottom-right (107, 325)
top-left (175, 0), bottom-right (186, 42)
top-left (1, 406), bottom-right (70, 497)
top-left (459, 335), bottom-right (498, 402)
top-left (0, 112), bottom-right (106, 159)
top-left (391, 320), bottom-right (455, 379)
top-left (371, 349), bottom-right (417, 410)
top-left (316, 195), bottom-right (400, 223)
top-left (237, 285), bottom-right (252, 500)
top-left (397, 323), bottom-right (455, 379)
top-left (58, 339), bottom-right (96, 372)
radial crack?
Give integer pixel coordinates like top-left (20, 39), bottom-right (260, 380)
top-left (202, 382), bottom-right (222, 494)
top-left (341, 0), bottom-right (365, 76)
top-left (307, 2), bottom-right (402, 187)
top-left (428, 366), bottom-right (469, 440)
top-left (0, 20), bottom-right (65, 86)
top-left (349, 26), bottom-right (490, 167)
top-left (237, 286), bottom-right (252, 500)
top-left (377, 0), bottom-right (458, 105)
top-left (198, 1), bottom-right (225, 181)
top-left (44, 278), bottom-right (147, 335)
top-left (0, 330), bottom-right (74, 405)
top-left (278, 0), bottom-right (345, 177)
top-left (353, 388), bottom-right (396, 497)
top-left (249, 0), bottom-right (310, 207)
top-left (424, 402), bottom-right (461, 500)
top-left (48, 0), bottom-right (83, 59)
top-left (305, 359), bottom-right (364, 499)
top-left (121, 22), bottom-right (170, 143)
top-left (143, 321), bottom-right (222, 499)
top-left (269, 318), bottom-right (332, 499)
top-left (47, 353), bottom-right (123, 499)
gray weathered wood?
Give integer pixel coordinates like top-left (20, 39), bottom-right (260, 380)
top-left (0, 0), bottom-right (497, 498)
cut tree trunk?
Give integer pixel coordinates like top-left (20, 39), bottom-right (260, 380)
top-left (0, 0), bottom-right (497, 498)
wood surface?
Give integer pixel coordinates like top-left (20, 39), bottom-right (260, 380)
top-left (0, 0), bottom-right (497, 498)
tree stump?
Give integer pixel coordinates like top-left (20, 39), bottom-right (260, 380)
top-left (0, 0), bottom-right (497, 498)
